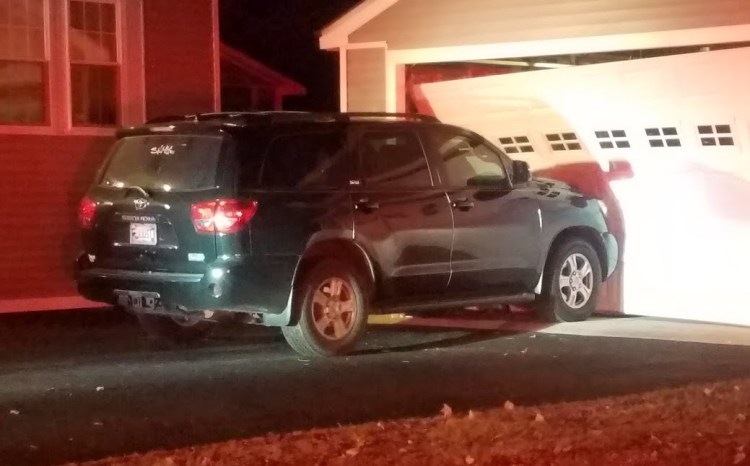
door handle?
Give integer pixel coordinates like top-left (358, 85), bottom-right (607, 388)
top-left (451, 198), bottom-right (474, 211)
top-left (355, 198), bottom-right (380, 212)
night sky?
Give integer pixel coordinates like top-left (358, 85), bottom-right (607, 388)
top-left (220, 0), bottom-right (361, 111)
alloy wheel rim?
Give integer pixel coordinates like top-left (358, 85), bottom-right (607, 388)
top-left (558, 253), bottom-right (594, 309)
top-left (312, 277), bottom-right (356, 341)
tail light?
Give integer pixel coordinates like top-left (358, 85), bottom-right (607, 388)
top-left (78, 197), bottom-right (97, 228)
top-left (191, 199), bottom-right (258, 234)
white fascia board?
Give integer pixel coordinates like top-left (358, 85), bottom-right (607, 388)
top-left (320, 0), bottom-right (400, 49)
top-left (388, 24), bottom-right (750, 65)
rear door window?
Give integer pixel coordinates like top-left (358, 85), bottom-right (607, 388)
top-left (100, 135), bottom-right (224, 192)
top-left (358, 130), bottom-right (433, 189)
top-left (260, 131), bottom-right (349, 189)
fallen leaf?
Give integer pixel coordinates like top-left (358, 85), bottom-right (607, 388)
top-left (465, 455), bottom-right (475, 465)
top-left (440, 403), bottom-right (453, 418)
top-left (534, 412), bottom-right (545, 423)
top-left (504, 400), bottom-right (515, 411)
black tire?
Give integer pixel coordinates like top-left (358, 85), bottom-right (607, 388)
top-left (136, 313), bottom-right (213, 345)
top-left (282, 260), bottom-right (369, 358)
top-left (537, 238), bottom-right (602, 322)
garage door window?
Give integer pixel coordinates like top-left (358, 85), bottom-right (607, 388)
top-left (646, 127), bottom-right (681, 148)
top-left (498, 136), bottom-right (534, 154)
top-left (697, 124), bottom-right (734, 147)
top-left (595, 130), bottom-right (631, 150)
top-left (546, 132), bottom-right (581, 151)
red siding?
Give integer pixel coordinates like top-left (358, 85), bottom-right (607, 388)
top-left (0, 136), bottom-right (112, 304)
top-left (143, 0), bottom-right (217, 119)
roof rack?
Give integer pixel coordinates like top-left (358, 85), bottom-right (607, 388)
top-left (143, 111), bottom-right (440, 126)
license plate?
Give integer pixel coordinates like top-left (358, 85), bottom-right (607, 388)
top-left (115, 291), bottom-right (160, 311)
top-left (130, 223), bottom-right (157, 245)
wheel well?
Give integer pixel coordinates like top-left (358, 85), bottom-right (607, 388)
top-left (545, 227), bottom-right (607, 280)
top-left (289, 240), bottom-right (376, 324)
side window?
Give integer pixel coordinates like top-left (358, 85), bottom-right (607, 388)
top-left (430, 129), bottom-right (507, 187)
top-left (261, 131), bottom-right (349, 189)
top-left (359, 130), bottom-right (433, 188)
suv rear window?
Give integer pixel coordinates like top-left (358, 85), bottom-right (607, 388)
top-left (99, 135), bottom-right (224, 192)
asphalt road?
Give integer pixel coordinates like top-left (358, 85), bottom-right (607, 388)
top-left (2, 310), bottom-right (750, 466)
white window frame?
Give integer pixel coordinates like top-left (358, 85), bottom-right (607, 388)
top-left (0, 0), bottom-right (144, 135)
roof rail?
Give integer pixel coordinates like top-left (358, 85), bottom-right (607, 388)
top-left (340, 112), bottom-right (440, 123)
top-left (143, 111), bottom-right (440, 126)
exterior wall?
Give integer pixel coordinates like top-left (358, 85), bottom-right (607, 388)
top-left (0, 135), bottom-right (112, 310)
top-left (350, 0), bottom-right (750, 50)
top-left (347, 48), bottom-right (386, 111)
top-left (143, 0), bottom-right (218, 119)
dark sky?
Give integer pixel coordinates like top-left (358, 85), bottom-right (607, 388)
top-left (220, 0), bottom-right (361, 111)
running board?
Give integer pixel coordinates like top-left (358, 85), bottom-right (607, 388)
top-left (377, 292), bottom-right (536, 315)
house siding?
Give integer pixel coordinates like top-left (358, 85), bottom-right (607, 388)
top-left (350, 0), bottom-right (750, 50)
top-left (143, 0), bottom-right (217, 119)
top-left (347, 48), bottom-right (387, 111)
top-left (0, 136), bottom-right (112, 304)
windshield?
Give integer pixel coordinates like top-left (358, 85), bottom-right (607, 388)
top-left (99, 135), bottom-right (224, 192)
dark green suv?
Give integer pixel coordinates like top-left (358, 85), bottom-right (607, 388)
top-left (76, 112), bottom-right (618, 357)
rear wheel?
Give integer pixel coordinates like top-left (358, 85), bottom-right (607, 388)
top-left (537, 238), bottom-right (602, 322)
top-left (137, 313), bottom-right (213, 345)
top-left (282, 260), bottom-right (368, 358)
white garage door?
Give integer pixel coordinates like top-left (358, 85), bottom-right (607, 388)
top-left (421, 46), bottom-right (750, 326)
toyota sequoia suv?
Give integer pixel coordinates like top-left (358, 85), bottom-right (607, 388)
top-left (76, 112), bottom-right (618, 357)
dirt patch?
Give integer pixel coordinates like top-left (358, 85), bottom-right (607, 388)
top-left (67, 379), bottom-right (750, 466)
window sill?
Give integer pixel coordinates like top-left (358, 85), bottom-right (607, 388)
top-left (0, 125), bottom-right (118, 137)
top-left (0, 125), bottom-right (57, 136)
top-left (65, 126), bottom-right (117, 137)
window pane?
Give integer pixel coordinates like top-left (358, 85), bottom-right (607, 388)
top-left (360, 131), bottom-right (432, 188)
top-left (71, 64), bottom-right (117, 125)
top-left (0, 3), bottom-right (9, 24)
top-left (70, 1), bottom-right (84, 30)
top-left (0, 60), bottom-right (45, 124)
top-left (261, 132), bottom-right (349, 189)
top-left (84, 1), bottom-right (100, 31)
top-left (69, 1), bottom-right (117, 63)
top-left (0, 26), bottom-right (9, 57)
top-left (1, 0), bottom-right (44, 60)
top-left (100, 3), bottom-right (115, 33)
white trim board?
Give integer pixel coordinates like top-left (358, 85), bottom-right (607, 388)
top-left (387, 24), bottom-right (750, 65)
top-left (320, 0), bottom-right (399, 49)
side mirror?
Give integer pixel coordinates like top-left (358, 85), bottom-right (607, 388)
top-left (512, 160), bottom-right (531, 184)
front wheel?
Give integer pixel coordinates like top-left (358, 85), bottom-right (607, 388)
top-left (282, 260), bottom-right (369, 358)
top-left (537, 239), bottom-right (602, 322)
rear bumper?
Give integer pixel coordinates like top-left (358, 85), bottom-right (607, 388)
top-left (77, 268), bottom-right (230, 312)
top-left (602, 232), bottom-right (619, 279)
top-left (75, 254), bottom-right (297, 317)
